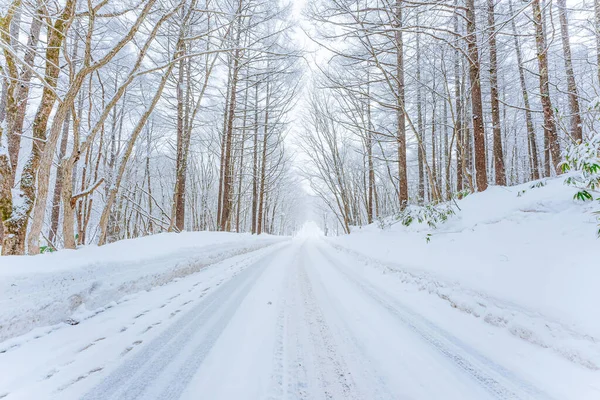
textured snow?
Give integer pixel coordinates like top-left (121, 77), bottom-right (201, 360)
top-left (0, 231), bottom-right (285, 342)
top-left (1, 237), bottom-right (598, 400)
top-left (0, 178), bottom-right (599, 399)
top-left (330, 177), bottom-right (600, 370)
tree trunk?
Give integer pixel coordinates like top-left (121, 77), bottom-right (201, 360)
top-left (557, 0), bottom-right (583, 143)
top-left (219, 1), bottom-right (243, 232)
top-left (487, 0), bottom-right (506, 186)
top-left (6, 4), bottom-right (42, 186)
top-left (532, 0), bottom-right (561, 175)
top-left (444, 99), bottom-right (451, 200)
top-left (172, 49), bottom-right (187, 231)
top-left (395, 0), bottom-right (408, 207)
top-left (235, 80), bottom-right (249, 232)
top-left (146, 125), bottom-right (153, 235)
top-left (219, 57), bottom-right (240, 231)
top-left (0, 0), bottom-right (21, 251)
top-left (431, 97), bottom-right (438, 193)
top-left (257, 83), bottom-right (270, 235)
top-left (416, 14), bottom-right (425, 203)
top-left (48, 110), bottom-right (71, 245)
top-left (366, 77), bottom-right (374, 223)
top-left (217, 63), bottom-right (231, 229)
top-left (251, 82), bottom-right (259, 234)
top-left (454, 3), bottom-right (464, 194)
top-left (465, 0), bottom-right (488, 192)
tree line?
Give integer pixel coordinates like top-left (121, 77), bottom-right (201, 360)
top-left (301, 0), bottom-right (599, 233)
top-left (0, 0), bottom-right (304, 255)
top-left (2, 0), bottom-right (598, 250)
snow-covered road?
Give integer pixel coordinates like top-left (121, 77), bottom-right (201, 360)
top-left (1, 238), bottom-right (596, 399)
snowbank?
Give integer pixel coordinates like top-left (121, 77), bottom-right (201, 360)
top-left (0, 232), bottom-right (286, 343)
top-left (328, 178), bottom-right (600, 369)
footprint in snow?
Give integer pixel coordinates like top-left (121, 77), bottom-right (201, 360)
top-left (77, 343), bottom-right (95, 353)
top-left (142, 326), bottom-right (153, 334)
top-left (44, 369), bottom-right (58, 380)
top-left (134, 310), bottom-right (150, 319)
top-left (120, 340), bottom-right (143, 356)
top-left (57, 367), bottom-right (104, 391)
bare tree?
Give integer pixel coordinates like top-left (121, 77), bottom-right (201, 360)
top-left (556, 0), bottom-right (582, 143)
top-left (487, 0), bottom-right (505, 186)
top-left (532, 0), bottom-right (561, 175)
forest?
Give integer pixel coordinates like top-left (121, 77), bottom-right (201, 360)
top-left (0, 0), bottom-right (598, 253)
top-left (1, 1), bottom-right (600, 397)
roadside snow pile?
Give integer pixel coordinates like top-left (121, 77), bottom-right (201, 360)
top-left (0, 232), bottom-right (285, 343)
top-left (329, 177), bottom-right (600, 369)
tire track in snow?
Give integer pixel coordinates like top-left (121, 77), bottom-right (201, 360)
top-left (296, 254), bottom-right (361, 400)
top-left (269, 252), bottom-right (312, 400)
top-left (269, 245), bottom-right (362, 400)
top-left (328, 241), bottom-right (600, 371)
top-left (301, 254), bottom-right (401, 400)
top-left (315, 242), bottom-right (555, 400)
top-left (79, 247), bottom-right (282, 400)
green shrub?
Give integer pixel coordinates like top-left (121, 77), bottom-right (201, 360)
top-left (560, 133), bottom-right (600, 236)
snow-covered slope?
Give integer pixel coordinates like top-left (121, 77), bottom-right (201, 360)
top-left (1, 207), bottom-right (597, 399)
top-left (0, 232), bottom-right (286, 344)
top-left (328, 177), bottom-right (600, 370)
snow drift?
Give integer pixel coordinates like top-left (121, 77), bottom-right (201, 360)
top-left (0, 232), bottom-right (285, 344)
top-left (328, 177), bottom-right (600, 370)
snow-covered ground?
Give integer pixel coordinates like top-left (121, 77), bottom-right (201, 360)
top-left (2, 236), bottom-right (598, 399)
top-left (330, 177), bottom-right (600, 371)
top-left (0, 232), bottom-right (284, 343)
top-left (1, 178), bottom-right (599, 399)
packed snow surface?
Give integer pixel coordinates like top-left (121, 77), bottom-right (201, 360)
top-left (0, 179), bottom-right (599, 399)
top-left (330, 177), bottom-right (600, 371)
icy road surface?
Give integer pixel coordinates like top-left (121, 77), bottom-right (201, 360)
top-left (1, 239), bottom-right (597, 399)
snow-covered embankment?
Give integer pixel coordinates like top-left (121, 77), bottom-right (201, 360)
top-left (0, 232), bottom-right (285, 345)
top-left (328, 178), bottom-right (600, 370)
